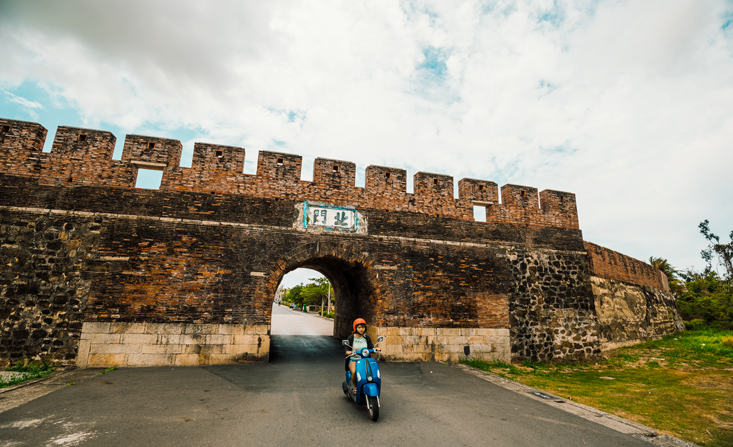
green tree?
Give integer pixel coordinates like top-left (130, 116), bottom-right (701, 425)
top-left (284, 284), bottom-right (305, 306)
top-left (282, 278), bottom-right (334, 308)
top-left (698, 220), bottom-right (733, 280)
top-left (300, 277), bottom-right (334, 307)
top-left (649, 256), bottom-right (684, 295)
top-left (671, 221), bottom-right (733, 330)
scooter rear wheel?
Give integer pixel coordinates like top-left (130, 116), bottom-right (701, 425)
top-left (367, 395), bottom-right (379, 421)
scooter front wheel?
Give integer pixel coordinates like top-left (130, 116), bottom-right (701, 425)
top-left (366, 395), bottom-right (379, 421)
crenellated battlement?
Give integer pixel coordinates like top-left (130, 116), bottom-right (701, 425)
top-left (0, 117), bottom-right (580, 230)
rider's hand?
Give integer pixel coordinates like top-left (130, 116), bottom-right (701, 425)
top-left (346, 351), bottom-right (352, 355)
top-left (374, 348), bottom-right (381, 352)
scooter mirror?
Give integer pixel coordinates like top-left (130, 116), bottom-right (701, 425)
top-left (342, 340), bottom-right (350, 346)
top-left (377, 336), bottom-right (384, 343)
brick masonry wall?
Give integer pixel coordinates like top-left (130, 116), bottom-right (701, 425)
top-left (0, 119), bottom-right (48, 179)
top-left (585, 241), bottom-right (668, 291)
top-left (1, 173), bottom-right (583, 365)
top-left (0, 118), bottom-right (580, 230)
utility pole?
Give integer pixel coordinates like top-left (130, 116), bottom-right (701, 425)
top-left (327, 283), bottom-right (331, 314)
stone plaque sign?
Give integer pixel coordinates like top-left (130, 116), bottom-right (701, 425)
top-left (302, 202), bottom-right (360, 232)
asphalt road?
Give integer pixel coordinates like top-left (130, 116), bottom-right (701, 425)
top-left (271, 303), bottom-right (334, 335)
top-left (0, 307), bottom-right (654, 446)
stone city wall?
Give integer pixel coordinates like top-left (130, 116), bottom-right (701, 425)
top-left (0, 116), bottom-right (681, 367)
top-left (585, 242), bottom-right (683, 350)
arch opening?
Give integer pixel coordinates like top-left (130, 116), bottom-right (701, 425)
top-left (270, 268), bottom-right (333, 336)
top-left (267, 254), bottom-right (378, 341)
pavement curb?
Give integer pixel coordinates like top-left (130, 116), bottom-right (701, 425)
top-left (452, 364), bottom-right (699, 447)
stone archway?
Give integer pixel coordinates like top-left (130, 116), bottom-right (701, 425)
top-left (260, 241), bottom-right (380, 340)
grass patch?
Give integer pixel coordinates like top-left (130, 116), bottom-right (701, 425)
top-left (0, 361), bottom-right (56, 389)
top-left (97, 366), bottom-right (117, 375)
top-left (461, 329), bottom-right (733, 447)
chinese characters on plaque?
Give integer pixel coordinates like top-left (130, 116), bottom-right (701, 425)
top-left (305, 204), bottom-right (358, 232)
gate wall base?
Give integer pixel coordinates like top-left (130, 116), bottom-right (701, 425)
top-left (76, 322), bottom-right (270, 367)
top-left (370, 327), bottom-right (510, 363)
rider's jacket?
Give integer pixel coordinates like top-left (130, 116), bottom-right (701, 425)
top-left (344, 333), bottom-right (374, 370)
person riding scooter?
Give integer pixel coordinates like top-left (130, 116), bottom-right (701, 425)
top-left (344, 318), bottom-right (380, 393)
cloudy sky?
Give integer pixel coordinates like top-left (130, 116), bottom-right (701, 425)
top-left (1, 0), bottom-right (732, 288)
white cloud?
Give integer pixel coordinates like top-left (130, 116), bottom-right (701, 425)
top-left (0, 0), bottom-right (731, 271)
top-left (3, 91), bottom-right (44, 111)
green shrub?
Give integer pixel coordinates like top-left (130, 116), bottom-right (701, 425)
top-left (684, 319), bottom-right (707, 331)
top-left (722, 336), bottom-right (733, 348)
top-left (677, 272), bottom-right (733, 330)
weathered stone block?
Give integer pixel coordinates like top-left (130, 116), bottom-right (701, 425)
top-left (244, 324), bottom-right (268, 335)
top-left (81, 322), bottom-right (111, 335)
top-left (126, 353), bottom-right (175, 367)
top-left (379, 327), bottom-right (400, 336)
top-left (141, 343), bottom-right (183, 355)
top-left (89, 333), bottom-right (121, 344)
top-left (173, 354), bottom-right (201, 366)
top-left (121, 333), bottom-right (158, 345)
top-left (92, 343), bottom-right (141, 355)
top-left (145, 323), bottom-right (185, 335)
top-left (76, 340), bottom-right (91, 367)
top-left (87, 353), bottom-right (125, 367)
top-left (204, 334), bottom-right (232, 345)
top-left (180, 334), bottom-right (207, 345)
top-left (218, 324), bottom-right (246, 335)
top-left (110, 323), bottom-right (147, 334)
top-left (183, 324), bottom-right (218, 335)
top-left (224, 344), bottom-right (253, 355)
top-left (436, 328), bottom-right (460, 336)
top-left (156, 334), bottom-right (182, 345)
top-left (231, 334), bottom-right (261, 346)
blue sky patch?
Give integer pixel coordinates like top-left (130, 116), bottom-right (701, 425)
top-left (409, 46), bottom-right (460, 103)
top-left (418, 47), bottom-right (448, 80)
top-left (538, 80), bottom-right (559, 96)
top-left (0, 81), bottom-right (207, 167)
top-left (536, 1), bottom-right (564, 27)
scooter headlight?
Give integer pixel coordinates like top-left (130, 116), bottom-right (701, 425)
top-left (361, 348), bottom-right (370, 357)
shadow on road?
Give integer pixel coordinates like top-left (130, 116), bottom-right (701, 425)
top-left (269, 335), bottom-right (343, 365)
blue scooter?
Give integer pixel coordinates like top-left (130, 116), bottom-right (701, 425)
top-left (342, 336), bottom-right (385, 421)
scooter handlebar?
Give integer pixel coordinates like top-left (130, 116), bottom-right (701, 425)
top-left (343, 336), bottom-right (385, 358)
top-left (345, 348), bottom-right (381, 359)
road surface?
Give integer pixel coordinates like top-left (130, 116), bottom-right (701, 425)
top-left (0, 305), bottom-right (657, 446)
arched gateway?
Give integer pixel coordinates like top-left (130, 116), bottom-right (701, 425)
top-left (0, 118), bottom-right (683, 368)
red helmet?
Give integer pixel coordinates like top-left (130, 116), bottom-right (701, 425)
top-left (353, 318), bottom-right (367, 332)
